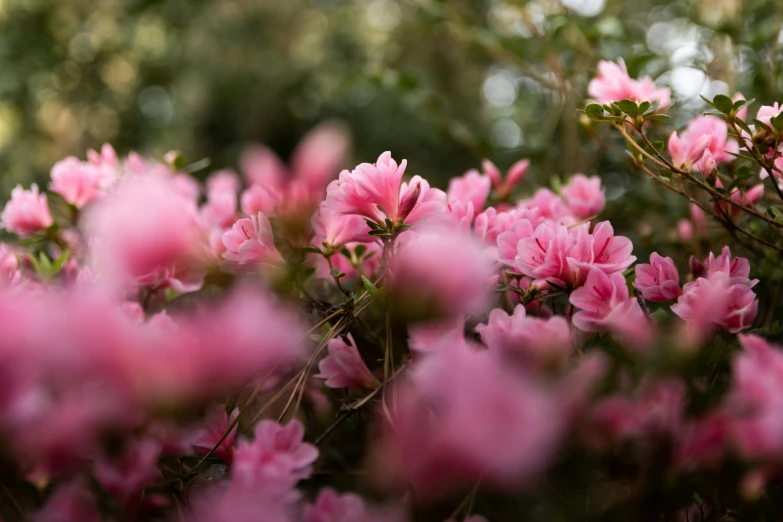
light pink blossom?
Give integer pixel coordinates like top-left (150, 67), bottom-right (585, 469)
top-left (315, 333), bottom-right (379, 390)
top-left (634, 252), bottom-right (682, 301)
top-left (1, 184), bottom-right (53, 236)
top-left (311, 202), bottom-right (372, 250)
top-left (93, 437), bottom-right (161, 505)
top-left (561, 174), bottom-right (605, 219)
top-left (668, 131), bottom-right (712, 171)
top-left (680, 115), bottom-right (738, 165)
top-left (483, 158), bottom-right (529, 199)
top-left (672, 272), bottom-right (758, 334)
top-left (222, 212), bottom-right (284, 270)
top-left (49, 156), bottom-right (112, 208)
top-left (588, 59), bottom-right (671, 107)
top-left (447, 169), bottom-right (491, 211)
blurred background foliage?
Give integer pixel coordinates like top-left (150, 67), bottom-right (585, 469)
top-left (0, 0), bottom-right (782, 201)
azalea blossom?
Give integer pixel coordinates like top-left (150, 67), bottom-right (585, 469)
top-left (1, 184), bottom-right (53, 236)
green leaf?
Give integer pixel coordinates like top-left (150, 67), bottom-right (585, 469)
top-left (50, 250), bottom-right (70, 274)
top-left (771, 114), bottom-right (783, 131)
top-left (643, 100), bottom-right (661, 115)
top-left (753, 119), bottom-right (772, 133)
top-left (734, 118), bottom-right (752, 134)
top-left (713, 94), bottom-right (733, 114)
top-left (354, 244), bottom-right (367, 258)
top-left (584, 103), bottom-right (605, 120)
top-left (303, 246), bottom-right (323, 254)
top-left (652, 141), bottom-right (665, 153)
top-left (361, 275), bottom-right (383, 300)
top-left (770, 206), bottom-right (783, 223)
top-left (615, 99), bottom-right (639, 118)
top-left (638, 101), bottom-right (651, 114)
top-left (644, 114), bottom-right (672, 121)
top-left (365, 220), bottom-right (379, 230)
top-left (700, 94), bottom-right (714, 107)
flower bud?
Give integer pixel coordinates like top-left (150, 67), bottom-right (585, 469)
top-left (397, 181), bottom-right (421, 221)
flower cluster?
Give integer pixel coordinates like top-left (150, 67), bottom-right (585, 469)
top-left (0, 58), bottom-right (782, 522)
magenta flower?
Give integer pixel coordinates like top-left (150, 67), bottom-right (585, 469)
top-left (514, 221), bottom-right (574, 286)
top-left (496, 218), bottom-right (534, 268)
top-left (569, 268), bottom-right (651, 344)
top-left (634, 252), bottom-right (682, 302)
top-left (567, 221), bottom-right (636, 283)
top-left (222, 212), bottom-right (284, 270)
top-left (476, 304), bottom-right (574, 370)
top-left (447, 169), bottom-right (492, 211)
top-left (304, 489), bottom-right (367, 522)
top-left (315, 333), bottom-right (379, 390)
top-left (325, 151), bottom-right (446, 226)
top-left (233, 420), bottom-right (319, 490)
top-left (0, 184), bottom-right (53, 236)
top-left (704, 246), bottom-right (754, 284)
top-left (588, 59), bottom-right (671, 107)
top-left (561, 174), bottom-right (605, 219)
top-left (30, 481), bottom-right (101, 522)
top-left (192, 403), bottom-right (240, 464)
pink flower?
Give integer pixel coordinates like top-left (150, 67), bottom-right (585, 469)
top-left (315, 333), bottom-right (379, 390)
top-left (727, 335), bottom-right (783, 460)
top-left (93, 437), bottom-right (161, 505)
top-left (447, 169), bottom-right (491, 211)
top-left (634, 252), bottom-right (682, 301)
top-left (475, 207), bottom-right (517, 246)
top-left (513, 221), bottom-right (574, 286)
top-left (672, 272), bottom-right (758, 334)
top-left (200, 169), bottom-right (240, 229)
top-left (496, 217), bottom-right (533, 267)
top-left (755, 102), bottom-right (782, 128)
top-left (476, 304), bottom-right (574, 370)
top-left (588, 59), bottom-right (671, 107)
top-left (303, 488), bottom-right (404, 522)
top-left (380, 344), bottom-right (564, 495)
top-left (311, 202), bottom-right (371, 250)
top-left (222, 212), bottom-right (284, 270)
top-left (192, 403), bottom-right (240, 464)
top-left (714, 179), bottom-right (765, 219)
top-left (325, 152), bottom-right (446, 226)
top-left (483, 158), bottom-right (529, 199)
top-left (561, 174), bottom-right (605, 219)
top-left (704, 246), bottom-right (754, 285)
top-left (680, 115), bottom-right (738, 165)
top-left (518, 188), bottom-right (573, 223)
top-left (233, 420), bottom-right (319, 490)
top-left (668, 131), bottom-right (712, 170)
top-left (567, 221), bottom-right (636, 283)
top-left (1, 184), bottom-right (53, 236)
top-left (49, 156), bottom-right (112, 208)
top-left (85, 176), bottom-right (202, 287)
top-left (569, 268), bottom-right (651, 345)
top-left (388, 226), bottom-right (494, 319)
top-left (407, 316), bottom-right (466, 355)
top-left (304, 489), bottom-right (367, 522)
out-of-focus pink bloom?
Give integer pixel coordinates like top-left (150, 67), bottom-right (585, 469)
top-left (407, 316), bottom-right (466, 355)
top-left (85, 176), bottom-right (202, 288)
top-left (87, 142), bottom-right (119, 168)
top-left (690, 203), bottom-right (707, 237)
top-left (311, 203), bottom-right (371, 250)
top-left (388, 226), bottom-right (494, 319)
top-left (0, 244), bottom-right (20, 286)
top-left (668, 131), bottom-right (712, 171)
top-left (241, 183), bottom-right (279, 217)
top-left (569, 268), bottom-right (652, 345)
top-left (1, 184), bottom-right (53, 236)
top-left (380, 344), bottom-right (564, 495)
top-left (475, 207), bottom-right (516, 246)
top-left (304, 489), bottom-right (367, 522)
top-left (93, 437), bottom-right (161, 505)
top-left (634, 252), bottom-right (681, 301)
top-left (136, 261), bottom-right (206, 295)
top-left (315, 333), bottom-right (379, 390)
top-left (714, 179), bottom-right (765, 219)
top-left (519, 188), bottom-right (573, 223)
top-left (303, 488), bottom-right (405, 522)
top-left (221, 212), bottom-right (284, 270)
top-left (755, 102), bottom-right (781, 127)
top-left (30, 481), bottom-right (102, 522)
top-left (591, 379), bottom-right (686, 443)
top-left (672, 272), bottom-right (758, 334)
top-left (49, 157), bottom-right (113, 208)
top-left (186, 487), bottom-right (294, 522)
top-left (726, 335), bottom-right (783, 460)
top-left (325, 152), bottom-right (446, 226)
top-left (561, 174), bottom-right (605, 219)
top-left (483, 158), bottom-right (529, 199)
top-left (233, 420), bottom-right (318, 491)
top-left (680, 115), bottom-right (738, 165)
top-left (192, 403), bottom-right (240, 464)
top-left (200, 170), bottom-right (240, 230)
top-left (290, 122), bottom-right (352, 192)
top-left (733, 93), bottom-right (749, 122)
top-left (476, 304), bottom-right (574, 370)
top-left (446, 200), bottom-right (475, 231)
top-left (677, 219), bottom-right (694, 242)
top-left (447, 169), bottom-right (491, 211)
top-left (588, 59), bottom-right (671, 107)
